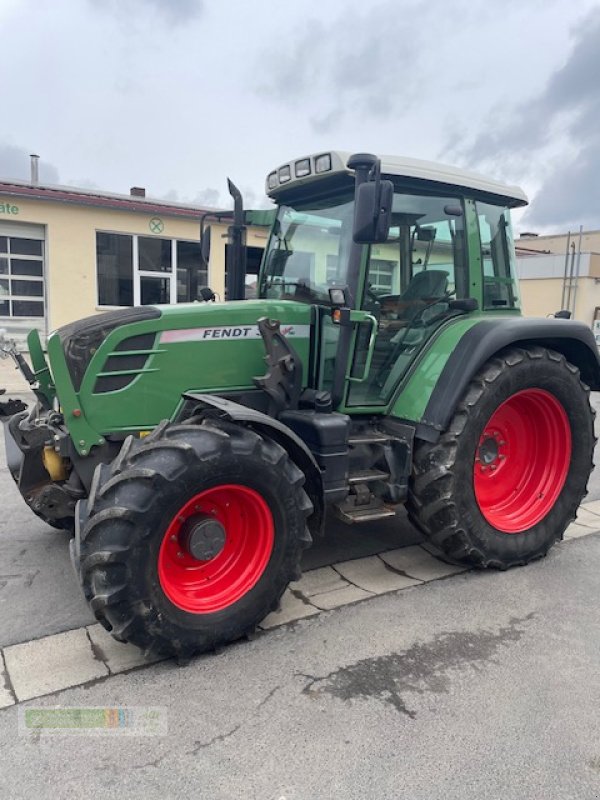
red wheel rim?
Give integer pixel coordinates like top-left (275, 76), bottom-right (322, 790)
top-left (473, 389), bottom-right (571, 533)
top-left (158, 484), bottom-right (274, 613)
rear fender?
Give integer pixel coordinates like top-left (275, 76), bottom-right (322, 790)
top-left (416, 318), bottom-right (600, 442)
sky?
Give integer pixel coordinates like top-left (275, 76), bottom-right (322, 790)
top-left (1, 0), bottom-right (599, 232)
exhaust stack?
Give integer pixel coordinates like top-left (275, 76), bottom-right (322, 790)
top-left (225, 179), bottom-right (247, 301)
top-left (30, 154), bottom-right (40, 186)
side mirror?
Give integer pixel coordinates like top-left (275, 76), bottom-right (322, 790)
top-left (200, 225), bottom-right (211, 267)
top-left (353, 179), bottom-right (393, 243)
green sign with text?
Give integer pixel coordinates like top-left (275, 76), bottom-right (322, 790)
top-left (0, 202), bottom-right (19, 215)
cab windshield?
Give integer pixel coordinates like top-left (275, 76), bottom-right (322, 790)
top-left (259, 194), bottom-right (354, 304)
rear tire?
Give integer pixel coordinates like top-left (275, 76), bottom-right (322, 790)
top-left (407, 346), bottom-right (595, 568)
top-left (77, 419), bottom-right (312, 658)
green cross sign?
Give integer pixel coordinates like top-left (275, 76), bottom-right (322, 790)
top-left (149, 217), bottom-right (164, 234)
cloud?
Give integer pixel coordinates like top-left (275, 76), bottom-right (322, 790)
top-left (0, 144), bottom-right (59, 184)
top-left (192, 187), bottom-right (221, 207)
top-left (458, 6), bottom-right (600, 229)
top-left (192, 185), bottom-right (271, 211)
top-left (88, 0), bottom-right (203, 26)
top-left (521, 140), bottom-right (600, 228)
top-left (67, 177), bottom-right (101, 191)
top-left (257, 1), bottom-right (433, 134)
top-left (157, 184), bottom-right (271, 212)
top-left (160, 187), bottom-right (224, 208)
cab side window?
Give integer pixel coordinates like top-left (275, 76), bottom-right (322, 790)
top-left (477, 202), bottom-right (520, 310)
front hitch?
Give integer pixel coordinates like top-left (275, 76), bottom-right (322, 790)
top-left (0, 328), bottom-right (36, 384)
top-left (0, 328), bottom-right (54, 409)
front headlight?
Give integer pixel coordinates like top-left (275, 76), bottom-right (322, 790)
top-left (278, 165), bottom-right (292, 183)
top-left (295, 158), bottom-right (311, 178)
top-left (315, 153), bottom-right (332, 173)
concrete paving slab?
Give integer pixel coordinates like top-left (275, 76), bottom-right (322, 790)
top-left (334, 555), bottom-right (422, 594)
top-left (301, 507), bottom-right (423, 571)
top-left (573, 506), bottom-right (600, 529)
top-left (291, 566), bottom-right (348, 597)
top-left (310, 584), bottom-right (373, 610)
top-left (380, 545), bottom-right (467, 581)
top-left (580, 499), bottom-right (600, 517)
top-left (0, 651), bottom-right (15, 708)
top-left (259, 589), bottom-right (319, 630)
top-left (3, 627), bottom-right (108, 701)
top-left (564, 522), bottom-right (595, 540)
top-left (86, 624), bottom-right (163, 674)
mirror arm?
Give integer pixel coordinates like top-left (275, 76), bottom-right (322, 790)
top-left (370, 159), bottom-right (381, 225)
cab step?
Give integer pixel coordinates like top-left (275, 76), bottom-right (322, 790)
top-left (347, 468), bottom-right (390, 485)
top-left (332, 492), bottom-right (397, 524)
top-left (348, 432), bottom-right (390, 446)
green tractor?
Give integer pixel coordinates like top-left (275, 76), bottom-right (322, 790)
top-left (4, 151), bottom-right (598, 658)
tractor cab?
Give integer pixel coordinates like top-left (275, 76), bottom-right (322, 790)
top-left (259, 151), bottom-right (527, 411)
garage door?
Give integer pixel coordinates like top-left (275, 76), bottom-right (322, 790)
top-left (0, 221), bottom-right (46, 349)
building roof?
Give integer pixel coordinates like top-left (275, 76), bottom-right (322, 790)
top-left (266, 150), bottom-right (528, 207)
top-left (0, 178), bottom-right (228, 220)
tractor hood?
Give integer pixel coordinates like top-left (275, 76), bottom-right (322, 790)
top-left (47, 300), bottom-right (313, 444)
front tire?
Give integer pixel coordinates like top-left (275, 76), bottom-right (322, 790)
top-left (77, 419), bottom-right (312, 658)
top-left (407, 346), bottom-right (595, 568)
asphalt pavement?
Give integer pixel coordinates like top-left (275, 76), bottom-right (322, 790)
top-left (0, 533), bottom-right (599, 799)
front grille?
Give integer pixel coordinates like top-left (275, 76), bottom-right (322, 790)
top-left (58, 307), bottom-right (161, 391)
top-left (93, 332), bottom-right (157, 394)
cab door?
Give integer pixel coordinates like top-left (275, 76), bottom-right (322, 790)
top-left (343, 191), bottom-right (468, 409)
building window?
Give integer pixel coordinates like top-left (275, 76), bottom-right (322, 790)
top-left (140, 275), bottom-right (170, 304)
top-left (96, 232), bottom-right (207, 307)
top-left (368, 259), bottom-right (396, 293)
top-left (177, 241), bottom-right (207, 302)
top-left (96, 233), bottom-right (133, 306)
top-left (224, 244), bottom-right (263, 299)
top-left (0, 236), bottom-right (45, 317)
top-left (326, 254), bottom-right (339, 284)
top-left (138, 237), bottom-right (172, 272)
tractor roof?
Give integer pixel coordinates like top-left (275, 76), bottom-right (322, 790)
top-left (266, 150), bottom-right (528, 208)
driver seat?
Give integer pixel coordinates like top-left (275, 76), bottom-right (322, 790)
top-left (399, 269), bottom-right (449, 303)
